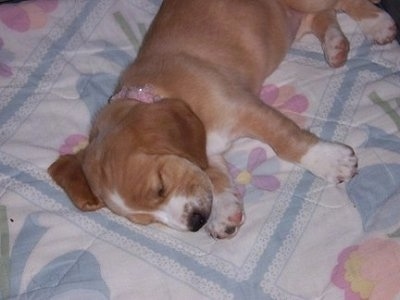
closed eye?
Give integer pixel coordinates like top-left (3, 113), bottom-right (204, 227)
top-left (157, 171), bottom-right (166, 198)
top-left (158, 184), bottom-right (165, 197)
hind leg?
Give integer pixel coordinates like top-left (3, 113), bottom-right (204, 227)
top-left (282, 0), bottom-right (338, 13)
top-left (299, 10), bottom-right (350, 67)
top-left (336, 0), bottom-right (397, 44)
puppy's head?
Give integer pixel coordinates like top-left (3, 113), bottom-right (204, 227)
top-left (49, 98), bottom-right (212, 232)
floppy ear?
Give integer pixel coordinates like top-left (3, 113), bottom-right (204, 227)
top-left (132, 98), bottom-right (209, 169)
top-left (48, 151), bottom-right (104, 211)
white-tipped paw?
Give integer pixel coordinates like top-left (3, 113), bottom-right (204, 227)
top-left (323, 26), bottom-right (349, 68)
top-left (301, 141), bottom-right (358, 184)
top-left (205, 190), bottom-right (245, 239)
top-left (359, 12), bottom-right (397, 45)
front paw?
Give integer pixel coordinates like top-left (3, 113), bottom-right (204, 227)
top-left (300, 141), bottom-right (358, 184)
top-left (205, 190), bottom-right (245, 239)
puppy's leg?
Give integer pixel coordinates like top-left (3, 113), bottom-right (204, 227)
top-left (235, 101), bottom-right (357, 184)
top-left (283, 0), bottom-right (338, 13)
top-left (299, 11), bottom-right (350, 67)
top-left (205, 156), bottom-right (244, 239)
top-left (336, 0), bottom-right (397, 44)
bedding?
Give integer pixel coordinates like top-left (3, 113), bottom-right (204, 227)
top-left (1, 0), bottom-right (400, 299)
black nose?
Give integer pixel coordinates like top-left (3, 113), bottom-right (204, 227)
top-left (189, 212), bottom-right (208, 232)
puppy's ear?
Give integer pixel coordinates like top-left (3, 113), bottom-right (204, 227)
top-left (134, 98), bottom-right (209, 169)
top-left (48, 152), bottom-right (104, 211)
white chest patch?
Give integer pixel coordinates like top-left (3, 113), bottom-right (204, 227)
top-left (207, 131), bottom-right (231, 156)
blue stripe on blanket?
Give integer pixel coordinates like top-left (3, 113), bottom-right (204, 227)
top-left (2, 50), bottom-right (387, 297)
top-left (0, 1), bottom-right (107, 145)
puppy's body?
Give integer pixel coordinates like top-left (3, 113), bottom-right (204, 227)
top-left (49, 0), bottom-right (396, 239)
top-left (125, 1), bottom-right (295, 95)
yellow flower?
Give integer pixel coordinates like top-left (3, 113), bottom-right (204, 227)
top-left (345, 252), bottom-right (374, 299)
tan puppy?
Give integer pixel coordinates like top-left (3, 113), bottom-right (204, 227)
top-left (49, 0), bottom-right (396, 239)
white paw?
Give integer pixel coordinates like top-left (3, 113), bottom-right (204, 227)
top-left (205, 190), bottom-right (245, 239)
top-left (323, 26), bottom-right (349, 68)
top-left (359, 12), bottom-right (397, 45)
top-left (300, 141), bottom-right (358, 184)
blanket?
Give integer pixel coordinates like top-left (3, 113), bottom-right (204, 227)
top-left (1, 1), bottom-right (400, 299)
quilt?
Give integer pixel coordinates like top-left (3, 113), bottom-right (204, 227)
top-left (1, 0), bottom-right (400, 299)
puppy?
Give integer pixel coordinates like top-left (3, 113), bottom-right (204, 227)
top-left (49, 0), bottom-right (396, 239)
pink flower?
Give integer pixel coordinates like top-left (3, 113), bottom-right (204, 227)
top-left (260, 84), bottom-right (309, 128)
top-left (0, 0), bottom-right (58, 32)
top-left (0, 0), bottom-right (58, 77)
top-left (228, 147), bottom-right (280, 198)
top-left (59, 134), bottom-right (88, 155)
top-left (331, 238), bottom-right (400, 300)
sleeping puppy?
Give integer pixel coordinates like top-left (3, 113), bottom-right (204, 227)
top-left (48, 0), bottom-right (396, 239)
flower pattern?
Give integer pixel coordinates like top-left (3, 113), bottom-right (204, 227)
top-left (0, 0), bottom-right (59, 78)
top-left (228, 147), bottom-right (280, 198)
top-left (59, 134), bottom-right (88, 155)
top-left (259, 84), bottom-right (309, 128)
top-left (0, 0), bottom-right (58, 32)
top-left (331, 238), bottom-right (400, 300)
top-left (9, 213), bottom-right (110, 299)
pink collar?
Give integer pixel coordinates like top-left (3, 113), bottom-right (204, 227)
top-left (110, 85), bottom-right (161, 103)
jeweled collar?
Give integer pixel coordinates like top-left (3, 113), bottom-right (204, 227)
top-left (109, 84), bottom-right (161, 103)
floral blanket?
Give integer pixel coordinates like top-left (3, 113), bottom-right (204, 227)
top-left (1, 1), bottom-right (400, 299)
